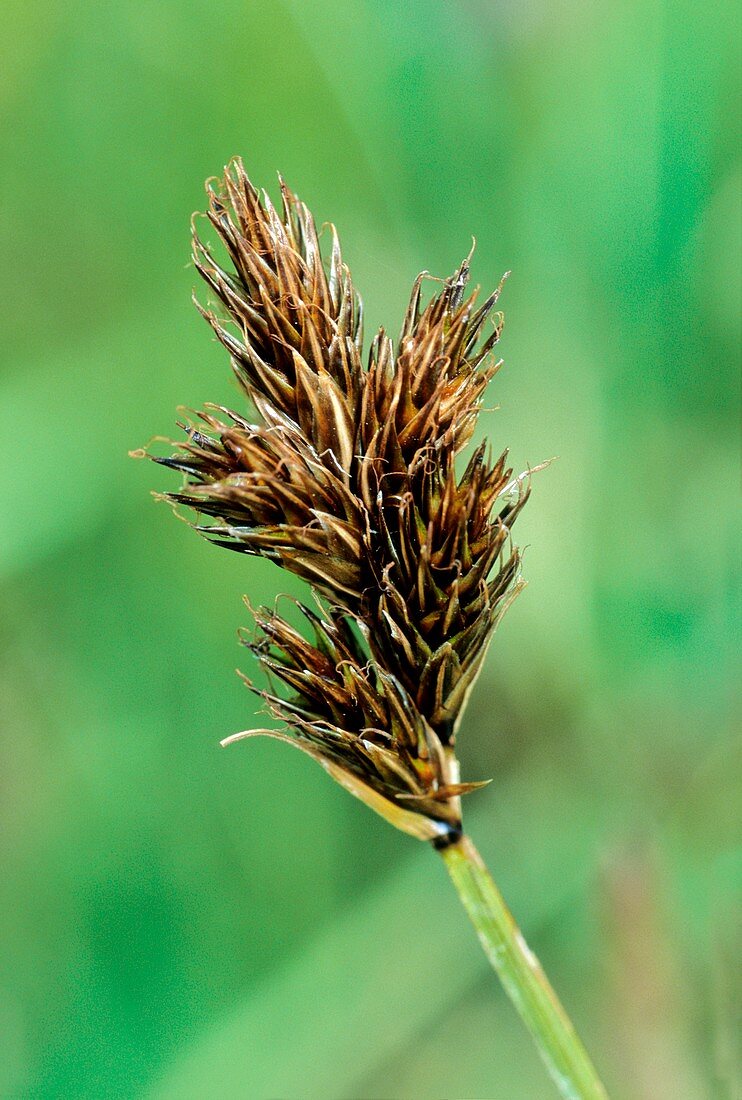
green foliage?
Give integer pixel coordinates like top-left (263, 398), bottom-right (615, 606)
top-left (1, 1), bottom-right (738, 1096)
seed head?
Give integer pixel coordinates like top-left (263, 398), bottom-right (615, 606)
top-left (147, 158), bottom-right (532, 843)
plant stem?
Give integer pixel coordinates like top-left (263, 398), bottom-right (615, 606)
top-left (439, 834), bottom-right (609, 1100)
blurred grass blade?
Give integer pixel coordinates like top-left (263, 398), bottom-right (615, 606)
top-left (149, 780), bottom-right (604, 1099)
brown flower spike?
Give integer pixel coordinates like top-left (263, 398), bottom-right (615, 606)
top-left (151, 158), bottom-right (531, 845)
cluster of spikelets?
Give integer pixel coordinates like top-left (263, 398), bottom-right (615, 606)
top-left (151, 158), bottom-right (531, 844)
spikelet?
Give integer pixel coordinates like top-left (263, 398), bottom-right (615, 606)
top-left (149, 158), bottom-right (531, 843)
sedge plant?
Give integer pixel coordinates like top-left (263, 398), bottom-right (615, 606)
top-left (143, 159), bottom-right (608, 1099)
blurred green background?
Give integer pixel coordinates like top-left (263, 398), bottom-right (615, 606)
top-left (1, 1), bottom-right (739, 1097)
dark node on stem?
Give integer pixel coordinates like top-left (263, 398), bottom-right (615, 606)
top-left (432, 825), bottom-right (464, 851)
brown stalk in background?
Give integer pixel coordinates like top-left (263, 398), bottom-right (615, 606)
top-left (142, 159), bottom-right (608, 1098)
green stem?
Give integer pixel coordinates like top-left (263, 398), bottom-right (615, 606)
top-left (439, 834), bottom-right (609, 1100)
